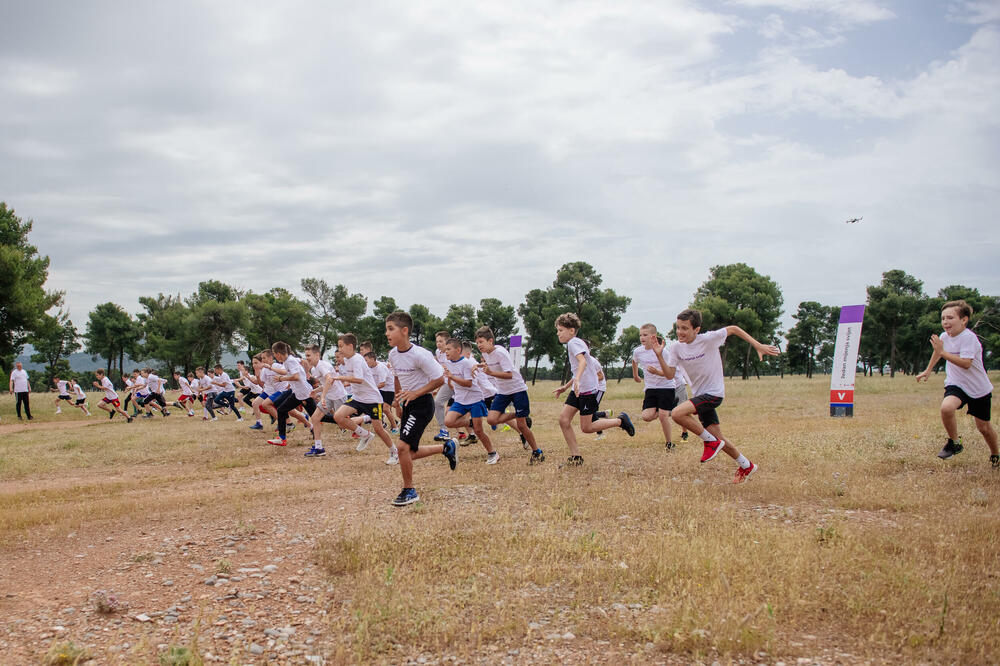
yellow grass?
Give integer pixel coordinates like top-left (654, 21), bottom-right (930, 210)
top-left (1, 374), bottom-right (998, 663)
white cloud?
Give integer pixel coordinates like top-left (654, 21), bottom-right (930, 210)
top-left (948, 1), bottom-right (1000, 24)
top-left (729, 0), bottom-right (895, 25)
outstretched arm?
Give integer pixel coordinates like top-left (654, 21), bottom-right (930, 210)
top-left (724, 326), bottom-right (780, 359)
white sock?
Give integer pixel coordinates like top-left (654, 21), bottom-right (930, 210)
top-left (314, 439), bottom-right (323, 449)
top-left (736, 454), bottom-right (750, 469)
top-left (354, 425), bottom-right (367, 437)
top-left (699, 430), bottom-right (718, 443)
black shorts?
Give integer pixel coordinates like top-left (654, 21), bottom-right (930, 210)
top-left (75, 398), bottom-right (86, 406)
top-left (344, 399), bottom-right (383, 421)
top-left (399, 393), bottom-right (435, 451)
top-left (58, 394), bottom-right (72, 401)
top-left (565, 391), bottom-right (599, 417)
top-left (944, 385), bottom-right (992, 421)
top-left (380, 390), bottom-right (395, 405)
top-left (483, 395), bottom-right (494, 410)
top-left (643, 388), bottom-right (676, 412)
top-left (690, 394), bottom-right (723, 427)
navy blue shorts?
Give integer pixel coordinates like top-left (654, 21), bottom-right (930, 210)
top-left (489, 390), bottom-right (531, 418)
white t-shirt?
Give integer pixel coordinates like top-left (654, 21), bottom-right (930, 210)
top-left (133, 376), bottom-right (148, 397)
top-left (666, 329), bottom-right (728, 398)
top-left (942, 328), bottom-right (993, 399)
top-left (633, 345), bottom-right (677, 390)
top-left (10, 369), bottom-right (29, 392)
top-left (390, 344), bottom-right (444, 393)
top-left (375, 361), bottom-right (394, 392)
top-left (259, 366), bottom-right (278, 394)
top-left (311, 360), bottom-right (343, 401)
top-left (277, 356), bottom-right (313, 400)
top-left (100, 376), bottom-right (118, 400)
top-left (212, 372), bottom-right (235, 393)
top-left (566, 337), bottom-right (599, 395)
top-left (199, 375), bottom-right (216, 395)
top-left (72, 382), bottom-right (86, 400)
top-left (56, 380), bottom-right (69, 395)
top-left (341, 354), bottom-right (382, 404)
top-left (481, 346), bottom-right (527, 395)
top-left (447, 356), bottom-right (483, 405)
top-left (147, 373), bottom-right (164, 394)
top-left (474, 365), bottom-right (497, 398)
top-left (593, 357), bottom-right (607, 392)
top-left (177, 376), bottom-right (194, 396)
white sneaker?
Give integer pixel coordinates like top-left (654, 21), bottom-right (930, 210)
top-left (486, 451), bottom-right (500, 465)
top-left (55, 409), bottom-right (62, 414)
top-left (211, 417), bottom-right (218, 422)
top-left (596, 431), bottom-right (605, 440)
top-left (386, 447), bottom-right (399, 465)
top-left (356, 430), bottom-right (375, 452)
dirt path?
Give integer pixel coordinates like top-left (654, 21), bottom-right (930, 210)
top-left (0, 419), bottom-right (106, 435)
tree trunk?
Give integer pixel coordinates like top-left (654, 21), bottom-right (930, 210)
top-left (889, 328), bottom-right (897, 378)
top-left (741, 345), bottom-right (751, 380)
top-left (531, 356), bottom-right (541, 385)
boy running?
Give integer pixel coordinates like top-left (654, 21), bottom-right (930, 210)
top-left (443, 338), bottom-right (498, 463)
top-left (476, 326), bottom-right (544, 464)
top-left (330, 335), bottom-right (395, 454)
top-left (92, 369), bottom-right (132, 421)
top-left (652, 308), bottom-right (779, 483)
top-left (554, 313), bottom-right (635, 466)
top-left (71, 379), bottom-right (91, 416)
top-left (266, 343), bottom-right (317, 447)
top-left (172, 370), bottom-right (197, 416)
top-left (52, 376), bottom-right (72, 414)
top-left (385, 311), bottom-right (452, 506)
top-left (916, 299), bottom-right (998, 466)
top-left (632, 324), bottom-right (679, 449)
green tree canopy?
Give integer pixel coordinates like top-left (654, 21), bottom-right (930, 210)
top-left (28, 309), bottom-right (80, 382)
top-left (786, 302), bottom-right (837, 378)
top-left (242, 288), bottom-right (312, 359)
top-left (85, 303), bottom-right (140, 378)
top-left (690, 263), bottom-right (783, 379)
top-left (0, 203), bottom-right (62, 371)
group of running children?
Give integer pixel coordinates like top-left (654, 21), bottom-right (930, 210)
top-left (51, 301), bottom-right (996, 506)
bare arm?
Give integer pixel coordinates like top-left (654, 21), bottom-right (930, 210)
top-left (723, 326), bottom-right (781, 359)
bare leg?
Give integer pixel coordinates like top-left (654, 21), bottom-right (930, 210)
top-left (974, 416), bottom-right (999, 455)
top-left (940, 396), bottom-right (962, 440)
top-left (558, 404), bottom-right (580, 456)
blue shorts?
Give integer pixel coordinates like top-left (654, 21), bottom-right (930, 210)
top-left (268, 389), bottom-right (291, 403)
top-left (448, 401), bottom-right (488, 418)
top-left (489, 391), bottom-right (530, 418)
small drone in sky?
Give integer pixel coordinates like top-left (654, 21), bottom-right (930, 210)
top-left (845, 216), bottom-right (863, 224)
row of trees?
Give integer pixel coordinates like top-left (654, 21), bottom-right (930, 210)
top-left (3, 202), bottom-right (997, 391)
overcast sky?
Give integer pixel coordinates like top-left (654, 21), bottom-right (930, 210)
top-left (2, 0), bottom-right (998, 336)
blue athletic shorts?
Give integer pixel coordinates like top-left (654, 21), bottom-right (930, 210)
top-left (448, 400), bottom-right (488, 418)
top-left (488, 391), bottom-right (530, 418)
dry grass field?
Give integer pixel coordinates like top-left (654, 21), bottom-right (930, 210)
top-left (0, 373), bottom-right (998, 665)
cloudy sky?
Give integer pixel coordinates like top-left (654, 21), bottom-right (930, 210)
top-left (2, 0), bottom-right (998, 335)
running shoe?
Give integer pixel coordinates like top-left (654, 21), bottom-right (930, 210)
top-left (466, 434), bottom-right (478, 445)
top-left (486, 451), bottom-right (499, 465)
top-left (356, 429), bottom-right (375, 452)
top-left (304, 446), bottom-right (327, 458)
top-left (433, 429), bottom-right (450, 442)
top-left (267, 438), bottom-right (287, 447)
top-left (249, 423), bottom-right (264, 430)
top-left (559, 455), bottom-right (584, 468)
top-left (700, 437), bottom-right (725, 463)
top-left (619, 412), bottom-right (635, 437)
top-left (126, 416), bottom-right (134, 423)
top-left (734, 461), bottom-right (757, 483)
top-left (681, 431), bottom-right (689, 441)
top-left (386, 447), bottom-right (399, 465)
top-left (443, 438), bottom-right (458, 470)
top-left (392, 488), bottom-right (419, 506)
top-left (665, 441), bottom-right (675, 451)
top-left (529, 449), bottom-right (545, 465)
top-left (458, 432), bottom-right (468, 441)
top-left (596, 431), bottom-right (605, 440)
top-left (390, 427), bottom-right (399, 435)
top-left (991, 454), bottom-right (999, 469)
top-left (937, 437), bottom-right (963, 460)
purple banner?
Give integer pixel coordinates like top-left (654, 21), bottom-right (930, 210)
top-left (838, 304), bottom-right (865, 324)
top-left (509, 335), bottom-right (522, 348)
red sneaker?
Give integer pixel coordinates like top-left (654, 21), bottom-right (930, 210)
top-left (734, 461), bottom-right (757, 483)
top-left (458, 432), bottom-right (468, 440)
top-left (700, 438), bottom-right (725, 463)
top-left (267, 438), bottom-right (287, 447)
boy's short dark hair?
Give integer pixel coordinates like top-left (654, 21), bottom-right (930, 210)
top-left (677, 308), bottom-right (703, 330)
top-left (943, 299), bottom-right (973, 320)
top-left (359, 340), bottom-right (373, 350)
top-left (461, 341), bottom-right (473, 351)
top-left (446, 337), bottom-right (462, 348)
top-left (555, 312), bottom-right (581, 331)
top-left (385, 311), bottom-right (413, 334)
top-left (214, 364), bottom-right (223, 371)
top-left (95, 368), bottom-right (106, 376)
top-left (271, 341), bottom-right (291, 355)
top-left (363, 351), bottom-right (376, 360)
top-left (475, 326), bottom-right (494, 341)
top-left (338, 333), bottom-right (358, 349)
top-left (196, 366), bottom-right (206, 373)
top-left (305, 344), bottom-right (321, 354)
top-left (172, 370), bottom-right (180, 376)
top-left (436, 330), bottom-right (451, 340)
